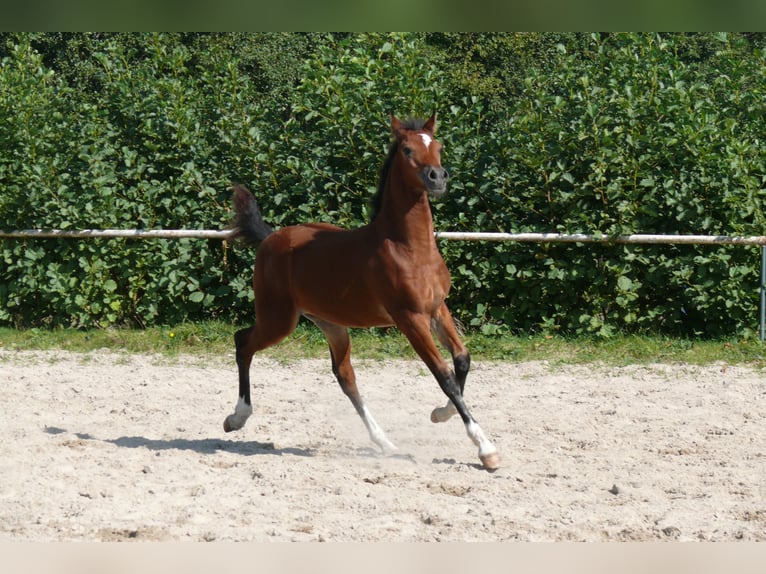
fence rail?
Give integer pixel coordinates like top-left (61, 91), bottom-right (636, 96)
top-left (436, 232), bottom-right (766, 246)
top-left (2, 229), bottom-right (766, 245)
top-left (2, 229), bottom-right (766, 340)
top-left (0, 229), bottom-right (235, 240)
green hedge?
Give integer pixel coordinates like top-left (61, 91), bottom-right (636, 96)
top-left (1, 33), bottom-right (765, 337)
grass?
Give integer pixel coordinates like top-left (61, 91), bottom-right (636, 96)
top-left (1, 321), bottom-right (766, 367)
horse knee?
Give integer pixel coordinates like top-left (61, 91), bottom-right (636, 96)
top-left (454, 352), bottom-right (470, 380)
top-left (437, 368), bottom-right (461, 394)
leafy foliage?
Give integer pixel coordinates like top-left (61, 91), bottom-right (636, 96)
top-left (439, 33), bottom-right (766, 337)
top-left (1, 32), bottom-right (765, 337)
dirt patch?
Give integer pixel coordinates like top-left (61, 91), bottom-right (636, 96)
top-left (1, 349), bottom-right (764, 541)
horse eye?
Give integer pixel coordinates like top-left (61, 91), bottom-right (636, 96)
top-left (402, 146), bottom-right (413, 158)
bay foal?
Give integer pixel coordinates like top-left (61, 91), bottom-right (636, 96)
top-left (224, 113), bottom-right (499, 470)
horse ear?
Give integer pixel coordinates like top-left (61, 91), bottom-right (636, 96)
top-left (423, 111), bottom-right (437, 134)
top-left (390, 114), bottom-right (404, 137)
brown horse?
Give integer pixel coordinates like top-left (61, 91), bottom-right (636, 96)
top-left (224, 113), bottom-right (499, 471)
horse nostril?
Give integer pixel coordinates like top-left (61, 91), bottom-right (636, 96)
top-left (428, 167), bottom-right (447, 181)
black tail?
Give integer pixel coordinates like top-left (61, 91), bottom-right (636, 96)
top-left (230, 184), bottom-right (274, 246)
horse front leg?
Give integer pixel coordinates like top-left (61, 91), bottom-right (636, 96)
top-left (430, 302), bottom-right (468, 424)
top-left (395, 310), bottom-right (499, 471)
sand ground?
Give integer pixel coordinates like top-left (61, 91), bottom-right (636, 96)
top-left (1, 349), bottom-right (764, 541)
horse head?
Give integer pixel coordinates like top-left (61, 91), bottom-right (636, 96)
top-left (390, 112), bottom-right (449, 197)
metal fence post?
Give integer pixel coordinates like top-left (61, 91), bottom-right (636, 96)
top-left (761, 245), bottom-right (765, 342)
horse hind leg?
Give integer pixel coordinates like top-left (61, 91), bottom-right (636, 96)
top-left (307, 315), bottom-right (397, 455)
top-left (223, 306), bottom-right (299, 432)
top-left (223, 326), bottom-right (257, 432)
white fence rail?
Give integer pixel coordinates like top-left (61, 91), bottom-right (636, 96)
top-left (436, 232), bottom-right (766, 246)
top-left (0, 229), bottom-right (234, 240)
top-left (2, 229), bottom-right (766, 340)
top-left (2, 229), bottom-right (766, 246)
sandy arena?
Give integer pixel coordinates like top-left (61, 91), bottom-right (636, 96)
top-left (1, 349), bottom-right (764, 541)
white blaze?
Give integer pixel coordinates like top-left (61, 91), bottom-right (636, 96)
top-left (419, 133), bottom-right (432, 150)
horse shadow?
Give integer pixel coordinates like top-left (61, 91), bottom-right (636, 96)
top-left (105, 435), bottom-right (314, 457)
top-left (44, 426), bottom-right (313, 458)
top-left (44, 427), bottom-right (477, 467)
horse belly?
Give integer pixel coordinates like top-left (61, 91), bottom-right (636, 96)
top-left (306, 302), bottom-right (394, 329)
top-left (292, 265), bottom-right (392, 327)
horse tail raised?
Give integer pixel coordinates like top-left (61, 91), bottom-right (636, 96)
top-left (230, 184), bottom-right (274, 246)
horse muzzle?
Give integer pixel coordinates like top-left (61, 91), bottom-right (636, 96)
top-left (422, 166), bottom-right (449, 197)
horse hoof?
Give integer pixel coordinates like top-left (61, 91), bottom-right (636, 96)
top-left (223, 417), bottom-right (234, 433)
top-left (430, 407), bottom-right (450, 423)
top-left (480, 452), bottom-right (500, 472)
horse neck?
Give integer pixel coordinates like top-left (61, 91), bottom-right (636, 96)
top-left (373, 168), bottom-right (436, 250)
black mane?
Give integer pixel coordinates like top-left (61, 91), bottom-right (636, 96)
top-left (370, 118), bottom-right (428, 222)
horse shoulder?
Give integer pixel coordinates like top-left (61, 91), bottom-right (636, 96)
top-left (374, 239), bottom-right (451, 308)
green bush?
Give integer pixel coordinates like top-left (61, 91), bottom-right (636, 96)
top-left (1, 33), bottom-right (764, 337)
top-left (437, 33), bottom-right (766, 337)
top-left (0, 34), bottom-right (259, 327)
